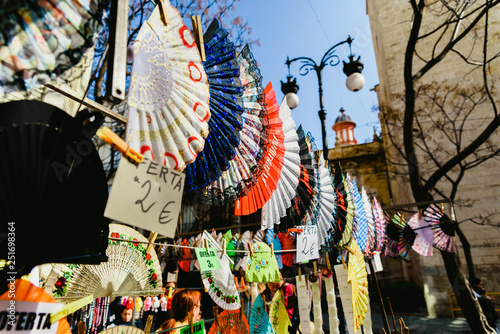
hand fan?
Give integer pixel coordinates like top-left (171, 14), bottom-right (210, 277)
top-left (44, 224), bottom-right (163, 301)
top-left (338, 172), bottom-right (355, 249)
top-left (347, 239), bottom-right (369, 333)
top-left (234, 230), bottom-right (252, 271)
top-left (372, 197), bottom-right (386, 252)
top-left (222, 230), bottom-right (236, 269)
top-left (99, 327), bottom-right (144, 334)
top-left (350, 177), bottom-right (368, 253)
top-left (362, 187), bottom-right (376, 259)
top-left (265, 228), bottom-right (283, 269)
top-left (245, 242), bottom-right (280, 283)
top-left (234, 82), bottom-right (285, 216)
top-left (315, 155), bottom-right (336, 254)
top-left (407, 212), bottom-right (433, 256)
top-left (261, 99), bottom-right (300, 229)
top-left (184, 19), bottom-right (244, 192)
top-left (278, 126), bottom-right (316, 232)
top-left (125, 3), bottom-right (210, 171)
top-left (331, 163), bottom-right (347, 246)
top-left (303, 134), bottom-right (321, 224)
top-left (277, 232), bottom-right (294, 268)
top-left (249, 294), bottom-right (274, 334)
top-left (0, 0), bottom-right (104, 95)
top-left (200, 231), bottom-right (241, 310)
top-left (269, 290), bottom-right (291, 334)
top-left (423, 204), bottom-right (456, 253)
top-left (253, 229), bottom-right (265, 243)
top-left (0, 100), bottom-right (109, 275)
top-left (385, 213), bottom-right (415, 260)
top-left (209, 309), bottom-right (250, 334)
top-left (179, 238), bottom-right (192, 272)
top-left (206, 44), bottom-right (267, 204)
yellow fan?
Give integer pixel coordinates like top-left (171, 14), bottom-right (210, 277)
top-left (347, 239), bottom-right (369, 332)
top-left (44, 224), bottom-right (163, 301)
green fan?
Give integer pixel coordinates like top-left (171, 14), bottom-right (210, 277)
top-left (245, 242), bottom-right (280, 283)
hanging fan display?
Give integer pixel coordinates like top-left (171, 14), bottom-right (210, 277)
top-left (338, 171), bottom-right (355, 249)
top-left (208, 309), bottom-right (250, 334)
top-left (0, 100), bottom-right (109, 276)
top-left (206, 44), bottom-right (267, 204)
top-left (347, 239), bottom-right (369, 333)
top-left (407, 212), bottom-right (434, 257)
top-left (184, 19), bottom-right (244, 192)
top-left (315, 155), bottom-right (336, 253)
top-left (303, 134), bottom-right (322, 224)
top-left (362, 187), bottom-right (376, 259)
top-left (385, 213), bottom-right (415, 260)
top-left (249, 294), bottom-right (274, 334)
top-left (372, 197), bottom-right (386, 253)
top-left (331, 163), bottom-right (347, 246)
top-left (261, 99), bottom-right (300, 229)
top-left (278, 126), bottom-right (316, 232)
top-left (423, 204), bottom-right (456, 253)
top-left (200, 231), bottom-right (241, 310)
top-left (0, 0), bottom-right (105, 95)
top-left (44, 224), bottom-right (163, 301)
top-left (99, 327), bottom-right (144, 334)
top-left (269, 290), bottom-right (291, 334)
top-left (125, 3), bottom-right (210, 171)
top-left (245, 242), bottom-right (280, 283)
top-left (350, 177), bottom-right (368, 253)
top-left (278, 232), bottom-right (294, 268)
top-left (234, 82), bottom-right (285, 216)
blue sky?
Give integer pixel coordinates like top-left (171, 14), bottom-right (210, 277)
top-left (232, 0), bottom-right (381, 146)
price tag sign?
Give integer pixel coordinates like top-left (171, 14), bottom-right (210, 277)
top-left (180, 320), bottom-right (204, 334)
top-left (195, 248), bottom-right (221, 272)
top-left (104, 157), bottom-right (184, 238)
top-left (372, 251), bottom-right (384, 272)
top-left (295, 225), bottom-right (319, 263)
top-left (0, 300), bottom-right (63, 334)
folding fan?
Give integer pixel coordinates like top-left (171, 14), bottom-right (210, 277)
top-left (423, 204), bottom-right (456, 253)
top-left (234, 230), bottom-right (252, 271)
top-left (234, 82), bottom-right (285, 216)
top-left (209, 309), bottom-right (250, 334)
top-left (347, 239), bottom-right (369, 333)
top-left (0, 100), bottom-right (109, 276)
top-left (331, 163), bottom-right (347, 246)
top-left (0, 0), bottom-right (105, 95)
top-left (277, 232), bottom-right (294, 268)
top-left (315, 155), bottom-right (336, 253)
top-left (200, 231), bottom-right (241, 310)
top-left (125, 3), bottom-right (210, 171)
top-left (99, 327), bottom-right (144, 334)
top-left (338, 171), bottom-right (356, 249)
top-left (269, 290), bottom-right (291, 334)
top-left (206, 44), bottom-right (267, 204)
top-left (245, 242), bottom-right (280, 283)
top-left (179, 238), bottom-right (192, 272)
top-left (385, 213), bottom-right (415, 260)
top-left (362, 187), bottom-right (376, 259)
top-left (372, 197), bottom-right (386, 253)
top-left (265, 228), bottom-right (283, 269)
top-left (278, 126), bottom-right (316, 232)
top-left (350, 176), bottom-right (368, 253)
top-left (222, 230), bottom-right (236, 269)
top-left (303, 134), bottom-right (322, 224)
top-left (249, 294), bottom-right (274, 334)
top-left (44, 224), bottom-right (163, 301)
top-left (407, 212), bottom-right (434, 256)
top-left (184, 19), bottom-right (244, 192)
top-left (261, 99), bottom-right (300, 229)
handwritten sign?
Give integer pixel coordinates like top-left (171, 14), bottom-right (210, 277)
top-left (0, 300), bottom-right (63, 334)
top-left (295, 225), bottom-right (319, 263)
top-left (180, 320), bottom-right (204, 334)
top-left (104, 157), bottom-right (184, 238)
top-left (194, 248), bottom-right (221, 272)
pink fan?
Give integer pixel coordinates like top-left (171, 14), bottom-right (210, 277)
top-left (361, 187), bottom-right (375, 258)
top-left (423, 204), bottom-right (456, 253)
top-left (372, 197), bottom-right (386, 252)
top-left (407, 212), bottom-right (433, 256)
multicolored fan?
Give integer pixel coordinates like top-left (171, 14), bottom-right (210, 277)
top-left (331, 163), bottom-right (347, 246)
top-left (385, 213), bottom-right (415, 260)
top-left (44, 224), bottom-right (163, 301)
top-left (303, 134), bottom-right (322, 224)
top-left (423, 204), bottom-right (456, 253)
top-left (266, 228), bottom-right (283, 269)
top-left (206, 44), bottom-right (267, 204)
top-left (234, 230), bottom-right (252, 271)
top-left (278, 232), bottom-right (294, 268)
top-left (0, 0), bottom-right (104, 95)
top-left (249, 294), bottom-right (274, 334)
top-left (261, 99), bottom-right (300, 229)
top-left (245, 242), bottom-right (280, 283)
top-left (235, 83), bottom-right (285, 215)
top-left (338, 170), bottom-right (355, 249)
top-left (125, 3), bottom-right (210, 171)
top-left (269, 290), bottom-right (291, 334)
top-left (372, 197), bottom-right (386, 253)
top-left (315, 155), bottom-right (336, 253)
top-left (184, 19), bottom-right (244, 191)
top-left (200, 231), bottom-right (241, 310)
top-left (362, 187), bottom-right (376, 258)
top-left (347, 239), bottom-right (369, 333)
top-left (349, 176), bottom-right (368, 253)
top-left (407, 212), bottom-right (434, 257)
top-left (209, 309), bottom-right (250, 334)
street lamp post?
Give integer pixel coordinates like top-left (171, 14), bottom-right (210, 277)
top-left (281, 36), bottom-right (365, 161)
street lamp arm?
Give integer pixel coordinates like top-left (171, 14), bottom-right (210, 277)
top-left (320, 38), bottom-right (352, 66)
top-left (286, 56), bottom-right (319, 76)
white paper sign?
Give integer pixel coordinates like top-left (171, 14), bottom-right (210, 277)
top-left (335, 264), bottom-right (359, 334)
top-left (296, 225), bottom-right (319, 263)
top-left (104, 157), bottom-right (184, 238)
top-left (0, 300), bottom-right (63, 333)
top-left (372, 252), bottom-right (384, 272)
top-left (296, 276), bottom-right (312, 334)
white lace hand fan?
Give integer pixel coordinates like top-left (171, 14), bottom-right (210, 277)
top-left (45, 224), bottom-right (163, 301)
top-left (315, 155), bottom-right (335, 253)
top-left (200, 231), bottom-right (241, 310)
top-left (125, 1), bottom-right (210, 171)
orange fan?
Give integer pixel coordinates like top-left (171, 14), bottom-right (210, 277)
top-left (234, 82), bottom-right (285, 215)
top-left (0, 279), bottom-right (71, 334)
top-left (208, 309), bottom-right (249, 334)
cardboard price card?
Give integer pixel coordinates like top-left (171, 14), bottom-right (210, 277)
top-left (296, 225), bottom-right (319, 263)
top-left (195, 248), bottom-right (221, 272)
top-left (180, 320), bottom-right (204, 334)
top-left (104, 157), bottom-right (184, 238)
top-left (0, 300), bottom-right (63, 334)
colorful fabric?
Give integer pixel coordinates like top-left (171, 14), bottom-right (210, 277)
top-left (249, 294), bottom-right (274, 334)
top-left (245, 242), bottom-right (280, 283)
